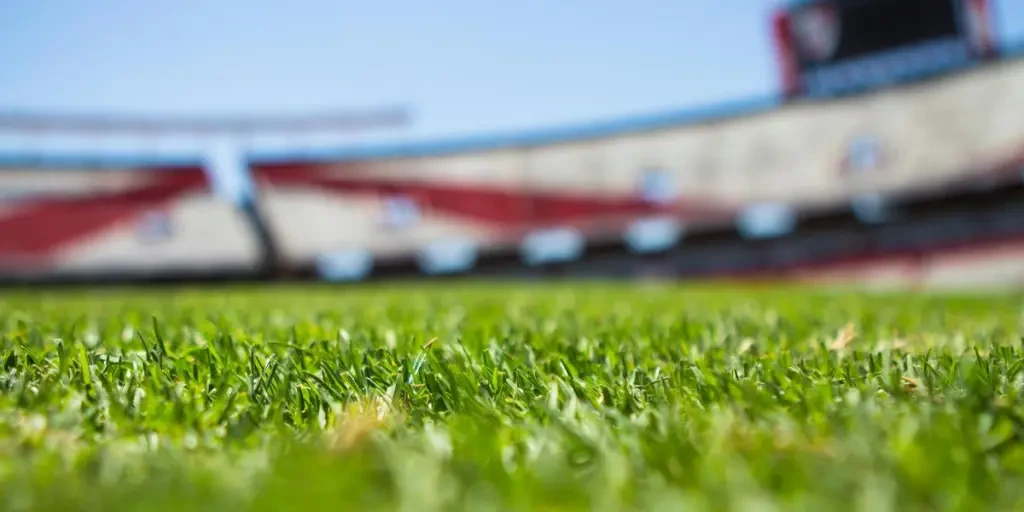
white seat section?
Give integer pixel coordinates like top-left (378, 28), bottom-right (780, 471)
top-left (258, 186), bottom-right (385, 262)
top-left (790, 258), bottom-right (923, 290)
top-left (590, 58), bottom-right (1024, 208)
top-left (0, 168), bottom-right (149, 198)
top-left (0, 166), bottom-right (261, 275)
top-left (921, 243), bottom-right (1024, 290)
top-left (257, 183), bottom-right (509, 262)
top-left (335, 149), bottom-right (527, 187)
top-left (55, 194), bottom-right (261, 272)
top-left (786, 241), bottom-right (1024, 290)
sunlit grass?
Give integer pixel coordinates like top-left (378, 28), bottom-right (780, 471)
top-left (0, 284), bottom-right (1022, 511)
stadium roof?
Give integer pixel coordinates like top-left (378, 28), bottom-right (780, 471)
top-left (0, 106), bottom-right (411, 134)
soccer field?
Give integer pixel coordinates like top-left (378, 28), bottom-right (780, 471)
top-left (0, 284), bottom-right (1023, 511)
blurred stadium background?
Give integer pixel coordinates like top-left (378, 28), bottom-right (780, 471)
top-left (2, 0), bottom-right (1024, 289)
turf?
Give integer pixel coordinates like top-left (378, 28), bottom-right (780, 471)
top-left (0, 284), bottom-right (1023, 511)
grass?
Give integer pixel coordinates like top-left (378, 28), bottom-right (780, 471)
top-left (0, 283), bottom-right (1023, 511)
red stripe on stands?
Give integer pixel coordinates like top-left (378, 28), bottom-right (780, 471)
top-left (254, 146), bottom-right (1024, 231)
top-left (255, 165), bottom-right (737, 229)
top-left (0, 170), bottom-right (208, 262)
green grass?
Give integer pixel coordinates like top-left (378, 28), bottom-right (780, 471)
top-left (1, 284), bottom-right (1023, 511)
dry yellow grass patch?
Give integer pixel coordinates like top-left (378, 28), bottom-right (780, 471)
top-left (326, 395), bottom-right (401, 453)
top-left (829, 323), bottom-right (857, 351)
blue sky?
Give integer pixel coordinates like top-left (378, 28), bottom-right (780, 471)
top-left (3, 0), bottom-right (1021, 141)
top-left (1, 1), bottom-right (1022, 200)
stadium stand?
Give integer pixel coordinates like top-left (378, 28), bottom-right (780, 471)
top-left (0, 158), bottom-right (262, 281)
top-left (249, 54), bottom-right (1024, 280)
top-left (3, 0), bottom-right (1022, 288)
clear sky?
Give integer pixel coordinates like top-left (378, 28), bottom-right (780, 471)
top-left (3, 0), bottom-right (1022, 141)
top-left (1, 1), bottom-right (1022, 200)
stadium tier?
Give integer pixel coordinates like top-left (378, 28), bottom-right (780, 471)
top-left (249, 55), bottom-right (1024, 277)
top-left (0, 161), bottom-right (262, 280)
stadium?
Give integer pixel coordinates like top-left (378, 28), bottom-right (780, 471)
top-left (3, 0), bottom-right (1024, 510)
